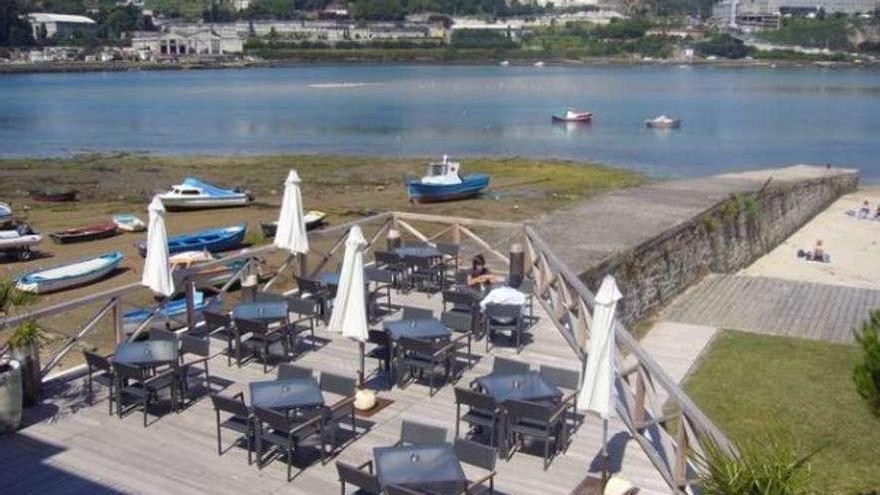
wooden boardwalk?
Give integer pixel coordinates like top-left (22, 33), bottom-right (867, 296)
top-left (663, 274), bottom-right (880, 343)
top-left (0, 290), bottom-right (672, 495)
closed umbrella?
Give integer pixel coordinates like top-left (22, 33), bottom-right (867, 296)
top-left (142, 196), bottom-right (174, 297)
top-left (327, 225), bottom-right (369, 382)
top-left (274, 170), bottom-right (309, 254)
top-left (578, 275), bottom-right (622, 478)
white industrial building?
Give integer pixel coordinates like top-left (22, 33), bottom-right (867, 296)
top-left (714, 0), bottom-right (880, 27)
top-left (130, 30), bottom-right (244, 58)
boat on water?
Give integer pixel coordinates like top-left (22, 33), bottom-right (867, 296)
top-left (122, 291), bottom-right (220, 335)
top-left (0, 224), bottom-right (42, 262)
top-left (0, 203), bottom-right (12, 226)
top-left (169, 250), bottom-right (247, 287)
top-left (406, 156), bottom-right (490, 204)
top-left (29, 189), bottom-right (77, 203)
top-left (112, 214), bottom-right (146, 232)
top-left (158, 178), bottom-right (252, 210)
top-left (645, 115), bottom-right (682, 129)
top-left (137, 224), bottom-right (247, 257)
top-left (16, 251), bottom-right (123, 294)
top-left (552, 109), bottom-right (593, 123)
top-left (49, 222), bottom-right (118, 244)
top-left (500, 60), bottom-right (510, 66)
top-left (534, 61), bottom-right (545, 67)
top-left (260, 210), bottom-right (327, 238)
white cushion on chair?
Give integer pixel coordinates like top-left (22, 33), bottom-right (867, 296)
top-left (604, 476), bottom-right (638, 495)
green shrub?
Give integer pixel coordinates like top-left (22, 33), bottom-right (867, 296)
top-left (853, 310), bottom-right (880, 416)
top-left (0, 279), bottom-right (35, 317)
top-left (693, 431), bottom-right (816, 495)
top-left (7, 320), bottom-right (45, 350)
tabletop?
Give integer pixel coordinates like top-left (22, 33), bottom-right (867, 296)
top-left (317, 272), bottom-right (341, 286)
top-left (233, 301), bottom-right (289, 323)
top-left (249, 377), bottom-right (324, 410)
top-left (474, 371), bottom-right (562, 403)
top-left (374, 443), bottom-right (467, 495)
top-left (114, 340), bottom-right (178, 367)
top-left (383, 318), bottom-right (450, 341)
top-left (395, 245), bottom-right (442, 259)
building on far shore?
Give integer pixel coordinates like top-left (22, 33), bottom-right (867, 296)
top-left (713, 0), bottom-right (880, 29)
top-left (130, 30), bottom-right (244, 59)
top-left (25, 13), bottom-right (96, 40)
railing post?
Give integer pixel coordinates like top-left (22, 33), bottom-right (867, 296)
top-left (673, 419), bottom-right (690, 489)
top-left (298, 252), bottom-right (307, 278)
top-left (112, 296), bottom-right (123, 344)
top-left (633, 368), bottom-right (647, 431)
top-left (509, 243), bottom-right (524, 279)
top-left (185, 276), bottom-right (196, 332)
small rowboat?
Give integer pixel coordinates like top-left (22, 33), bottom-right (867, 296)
top-left (0, 224), bottom-right (42, 262)
top-left (406, 156), bottom-right (490, 204)
top-left (645, 115), bottom-right (682, 129)
top-left (552, 109), bottom-right (592, 123)
top-left (16, 251), bottom-right (123, 294)
top-left (169, 250), bottom-right (247, 287)
top-left (112, 214), bottom-right (146, 232)
top-left (137, 224), bottom-right (247, 257)
top-left (122, 291), bottom-right (220, 335)
top-left (49, 222), bottom-right (118, 244)
top-left (0, 203), bottom-right (12, 226)
top-left (260, 210), bottom-right (327, 238)
top-left (159, 178), bottom-right (252, 210)
top-left (29, 189), bottom-right (78, 202)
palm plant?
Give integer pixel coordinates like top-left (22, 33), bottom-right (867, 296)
top-left (692, 431), bottom-right (817, 495)
top-left (0, 278), bottom-right (35, 317)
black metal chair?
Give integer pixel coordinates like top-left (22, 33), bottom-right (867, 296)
top-left (234, 317), bottom-right (289, 374)
top-left (287, 296), bottom-right (319, 350)
top-left (483, 304), bottom-right (526, 353)
top-left (253, 406), bottom-right (326, 481)
top-left (204, 310), bottom-right (238, 367)
top-left (366, 329), bottom-right (392, 377)
top-left (179, 334), bottom-right (212, 400)
top-left (491, 357), bottom-right (529, 376)
top-left (396, 336), bottom-right (466, 396)
top-left (320, 372), bottom-right (358, 454)
top-left (277, 363), bottom-right (313, 380)
top-left (503, 399), bottom-right (569, 469)
top-left (83, 350), bottom-right (115, 413)
top-left (397, 420), bottom-right (447, 446)
top-left (336, 460), bottom-right (381, 495)
top-left (440, 311), bottom-right (474, 368)
top-left (112, 361), bottom-right (178, 428)
top-left (453, 387), bottom-right (500, 447)
top-left (209, 392), bottom-right (254, 465)
top-left (401, 306), bottom-right (433, 321)
top-left (454, 438), bottom-right (498, 495)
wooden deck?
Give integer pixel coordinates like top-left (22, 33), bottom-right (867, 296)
top-left (1, 290), bottom-right (670, 495)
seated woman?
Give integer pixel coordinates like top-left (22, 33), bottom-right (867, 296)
top-left (466, 254), bottom-right (499, 290)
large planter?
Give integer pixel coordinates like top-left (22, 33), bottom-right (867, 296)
top-left (0, 359), bottom-right (23, 433)
top-left (10, 342), bottom-right (41, 407)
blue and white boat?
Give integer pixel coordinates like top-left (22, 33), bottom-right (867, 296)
top-left (137, 224), bottom-right (247, 258)
top-left (16, 251), bottom-right (124, 294)
top-left (158, 178), bottom-right (252, 210)
top-left (0, 202), bottom-right (12, 226)
top-left (406, 156), bottom-right (490, 203)
top-left (122, 291), bottom-right (220, 335)
top-left (112, 214), bottom-right (146, 232)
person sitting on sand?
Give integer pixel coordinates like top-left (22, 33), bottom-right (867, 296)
top-left (874, 205), bottom-right (880, 220)
top-left (467, 254), bottom-right (500, 289)
top-left (812, 239), bottom-right (825, 261)
top-left (859, 201), bottom-right (872, 218)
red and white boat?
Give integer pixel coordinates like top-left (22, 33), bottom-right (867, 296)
top-left (552, 109), bottom-right (593, 123)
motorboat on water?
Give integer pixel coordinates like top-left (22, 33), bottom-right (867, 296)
top-left (552, 109), bottom-right (593, 123)
top-left (136, 224), bottom-right (247, 257)
top-left (0, 203), bottom-right (12, 226)
top-left (260, 210), bottom-right (327, 238)
top-left (158, 178), bottom-right (252, 210)
top-left (0, 224), bottom-right (42, 262)
top-left (645, 115), bottom-right (682, 129)
top-left (500, 60), bottom-right (510, 66)
top-left (534, 61), bottom-right (545, 67)
top-left (406, 155), bottom-right (490, 204)
top-left (112, 214), bottom-right (146, 232)
top-left (16, 251), bottom-right (123, 294)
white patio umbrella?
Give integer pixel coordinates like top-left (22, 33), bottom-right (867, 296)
top-left (327, 225), bottom-right (369, 382)
top-left (578, 274), bottom-right (622, 477)
top-left (274, 170), bottom-right (309, 254)
top-left (142, 196), bottom-right (174, 297)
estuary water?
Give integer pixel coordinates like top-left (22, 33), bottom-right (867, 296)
top-left (1, 64), bottom-right (879, 179)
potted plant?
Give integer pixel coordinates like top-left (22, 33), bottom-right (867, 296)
top-left (7, 321), bottom-right (44, 407)
top-left (0, 358), bottom-right (23, 433)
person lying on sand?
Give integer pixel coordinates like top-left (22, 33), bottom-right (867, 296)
top-left (797, 239), bottom-right (830, 263)
top-left (859, 200), bottom-right (872, 218)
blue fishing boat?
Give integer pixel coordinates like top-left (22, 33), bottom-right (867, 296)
top-left (406, 156), bottom-right (490, 203)
top-left (122, 291), bottom-right (220, 335)
top-left (136, 224), bottom-right (247, 258)
top-left (16, 251), bottom-right (123, 294)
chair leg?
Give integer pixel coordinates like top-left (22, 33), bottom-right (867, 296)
top-left (86, 369), bottom-right (93, 405)
top-left (287, 447), bottom-right (292, 482)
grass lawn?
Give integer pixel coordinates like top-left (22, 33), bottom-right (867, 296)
top-left (683, 330), bottom-right (880, 494)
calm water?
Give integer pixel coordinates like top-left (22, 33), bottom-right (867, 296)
top-left (1, 64), bottom-right (879, 179)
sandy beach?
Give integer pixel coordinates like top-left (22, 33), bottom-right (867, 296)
top-left (742, 187), bottom-right (880, 289)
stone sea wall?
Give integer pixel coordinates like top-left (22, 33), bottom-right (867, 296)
top-left (579, 170), bottom-right (859, 326)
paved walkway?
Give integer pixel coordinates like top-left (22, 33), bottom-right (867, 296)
top-left (635, 322), bottom-right (717, 404)
top-left (663, 274), bottom-right (880, 343)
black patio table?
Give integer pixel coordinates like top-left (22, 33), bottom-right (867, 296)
top-left (249, 377), bottom-right (324, 410)
top-left (233, 301), bottom-right (289, 324)
top-left (383, 318), bottom-right (451, 341)
top-left (114, 340), bottom-right (178, 367)
top-left (474, 371), bottom-right (561, 403)
top-left (374, 443), bottom-right (467, 495)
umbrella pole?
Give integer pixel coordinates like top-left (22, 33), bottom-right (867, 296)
top-left (358, 341), bottom-right (365, 386)
top-left (601, 418), bottom-right (609, 485)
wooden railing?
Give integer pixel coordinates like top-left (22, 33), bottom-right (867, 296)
top-left (0, 211), bottom-right (731, 492)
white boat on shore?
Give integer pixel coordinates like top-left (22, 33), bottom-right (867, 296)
top-left (16, 251), bottom-right (123, 294)
top-left (0, 203), bottom-right (12, 226)
top-left (158, 178), bottom-right (252, 210)
top-left (645, 115), bottom-right (682, 129)
top-left (112, 214), bottom-right (146, 232)
top-left (0, 224), bottom-right (41, 262)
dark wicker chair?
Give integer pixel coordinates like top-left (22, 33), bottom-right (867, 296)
top-left (277, 363), bottom-right (313, 380)
top-left (374, 251), bottom-right (406, 288)
top-left (83, 350), bottom-right (115, 412)
top-left (483, 304), bottom-right (526, 353)
top-left (209, 392), bottom-right (254, 465)
top-left (435, 242), bottom-right (461, 275)
top-left (320, 373), bottom-right (358, 454)
top-left (491, 357), bottom-right (529, 376)
top-left (287, 296), bottom-right (319, 350)
top-left (396, 336), bottom-right (466, 396)
top-left (401, 306), bottom-right (433, 321)
top-left (454, 438), bottom-right (498, 495)
top-left (453, 387), bottom-right (500, 447)
top-left (383, 485), bottom-right (424, 495)
top-left (178, 334), bottom-right (212, 401)
top-left (234, 317), bottom-right (288, 374)
top-left (441, 290), bottom-right (478, 316)
top-left (112, 361), bottom-right (178, 428)
top-left (253, 406), bottom-right (326, 481)
top-left (441, 311), bottom-right (474, 366)
top-left (405, 255), bottom-right (443, 292)
top-left (397, 420), bottom-right (447, 446)
top-left (366, 329), bottom-right (392, 377)
top-left (203, 310), bottom-right (238, 367)
top-left (504, 399), bottom-right (569, 469)
top-left (336, 460), bottom-right (381, 495)
top-left (295, 276), bottom-right (330, 320)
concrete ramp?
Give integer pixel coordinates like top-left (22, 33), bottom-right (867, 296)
top-left (663, 274), bottom-right (880, 343)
